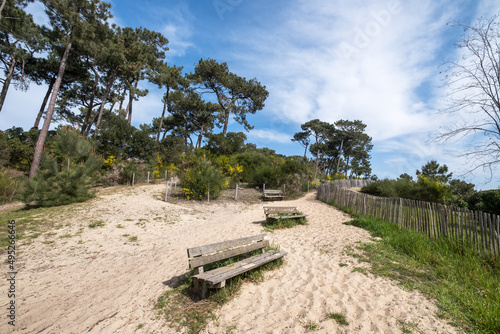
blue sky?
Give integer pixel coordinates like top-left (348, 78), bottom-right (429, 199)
top-left (1, 0), bottom-right (500, 189)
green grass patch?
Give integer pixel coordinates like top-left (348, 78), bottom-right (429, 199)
top-left (327, 312), bottom-right (349, 326)
top-left (343, 215), bottom-right (500, 333)
top-left (88, 220), bottom-right (105, 228)
top-left (155, 245), bottom-right (284, 333)
top-left (302, 320), bottom-right (319, 331)
top-left (0, 204), bottom-right (71, 249)
top-left (262, 214), bottom-right (307, 230)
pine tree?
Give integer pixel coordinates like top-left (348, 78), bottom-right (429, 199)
top-left (29, 0), bottom-right (112, 178)
top-left (23, 127), bottom-right (102, 207)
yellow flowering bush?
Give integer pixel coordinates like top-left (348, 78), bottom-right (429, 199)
top-left (153, 155), bottom-right (163, 178)
top-left (416, 174), bottom-right (452, 203)
top-left (180, 159), bottom-right (228, 200)
top-left (103, 155), bottom-right (115, 170)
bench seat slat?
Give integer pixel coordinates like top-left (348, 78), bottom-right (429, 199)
top-left (194, 250), bottom-right (287, 285)
top-left (267, 214), bottom-right (307, 221)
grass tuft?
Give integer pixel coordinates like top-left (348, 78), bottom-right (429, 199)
top-left (327, 312), bottom-right (349, 326)
top-left (88, 220), bottom-right (105, 228)
top-left (262, 215), bottom-right (307, 230)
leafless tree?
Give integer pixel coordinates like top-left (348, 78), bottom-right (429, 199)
top-left (437, 13), bottom-right (500, 181)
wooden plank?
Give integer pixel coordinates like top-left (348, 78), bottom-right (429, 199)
top-left (264, 207), bottom-right (298, 215)
top-left (189, 239), bottom-right (269, 268)
top-left (194, 250), bottom-right (287, 285)
top-left (267, 214), bottom-right (307, 221)
top-left (188, 234), bottom-right (267, 258)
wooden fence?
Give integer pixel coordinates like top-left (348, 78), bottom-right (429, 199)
top-left (317, 182), bottom-right (500, 260)
top-left (327, 179), bottom-right (373, 188)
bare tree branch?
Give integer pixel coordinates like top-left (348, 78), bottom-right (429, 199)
top-left (436, 13), bottom-right (500, 181)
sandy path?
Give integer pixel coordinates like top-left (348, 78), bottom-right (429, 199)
top-left (0, 184), bottom-right (460, 334)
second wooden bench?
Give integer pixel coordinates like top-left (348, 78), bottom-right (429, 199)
top-left (263, 189), bottom-right (284, 201)
top-left (263, 206), bottom-right (307, 221)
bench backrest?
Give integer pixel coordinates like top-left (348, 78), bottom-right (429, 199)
top-left (264, 189), bottom-right (282, 195)
top-left (187, 234), bottom-right (269, 269)
top-left (264, 206), bottom-right (298, 215)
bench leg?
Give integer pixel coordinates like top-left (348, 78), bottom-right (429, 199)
top-left (193, 278), bottom-right (208, 298)
top-left (200, 282), bottom-right (207, 299)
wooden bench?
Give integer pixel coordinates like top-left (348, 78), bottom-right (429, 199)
top-left (264, 206), bottom-right (307, 221)
top-left (187, 234), bottom-right (287, 298)
top-left (263, 189), bottom-right (284, 201)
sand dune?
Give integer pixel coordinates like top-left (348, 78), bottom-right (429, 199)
top-left (0, 184), bottom-right (460, 333)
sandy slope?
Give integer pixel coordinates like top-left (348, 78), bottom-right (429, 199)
top-left (0, 184), bottom-right (461, 333)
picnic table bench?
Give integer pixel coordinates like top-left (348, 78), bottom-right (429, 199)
top-left (187, 234), bottom-right (287, 298)
top-left (263, 189), bottom-right (284, 201)
top-left (264, 206), bottom-right (307, 221)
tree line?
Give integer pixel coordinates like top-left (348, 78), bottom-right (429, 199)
top-left (0, 0), bottom-right (268, 178)
top-left (293, 119), bottom-right (373, 179)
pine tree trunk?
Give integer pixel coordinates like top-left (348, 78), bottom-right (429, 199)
top-left (127, 80), bottom-right (138, 125)
top-left (94, 69), bottom-right (117, 137)
top-left (0, 0), bottom-right (7, 21)
top-left (0, 58), bottom-right (16, 113)
top-left (197, 124), bottom-right (205, 148)
top-left (119, 87), bottom-right (126, 111)
top-left (81, 67), bottom-right (99, 135)
top-left (29, 35), bottom-right (73, 179)
top-left (222, 110), bottom-right (230, 137)
top-left (33, 77), bottom-right (55, 129)
top-left (345, 154), bottom-right (350, 178)
top-left (156, 86), bottom-right (169, 142)
top-left (314, 149), bottom-right (321, 180)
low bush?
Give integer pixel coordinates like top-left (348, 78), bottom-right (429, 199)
top-left (0, 169), bottom-right (24, 204)
top-left (181, 159), bottom-right (227, 200)
top-left (468, 189), bottom-right (500, 215)
top-left (361, 176), bottom-right (452, 204)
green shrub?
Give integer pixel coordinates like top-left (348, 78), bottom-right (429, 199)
top-left (22, 127), bottom-right (102, 207)
top-left (414, 174), bottom-right (452, 203)
top-left (0, 131), bottom-right (10, 167)
top-left (361, 179), bottom-right (399, 197)
top-left (0, 169), bottom-right (23, 204)
top-left (361, 177), bottom-right (452, 204)
top-left (468, 189), bottom-right (500, 215)
top-left (181, 158), bottom-right (227, 200)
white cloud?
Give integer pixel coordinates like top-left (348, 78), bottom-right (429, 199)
top-left (247, 129), bottom-right (291, 144)
top-left (162, 24), bottom-right (194, 59)
top-left (228, 0), bottom-right (457, 142)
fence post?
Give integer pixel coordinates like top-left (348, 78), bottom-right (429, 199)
top-left (235, 184), bottom-right (238, 200)
top-left (132, 173), bottom-right (135, 187)
top-left (147, 171), bottom-right (150, 183)
top-left (165, 170), bottom-right (167, 181)
top-left (208, 185), bottom-right (210, 203)
top-left (165, 182), bottom-right (169, 202)
top-left (263, 184), bottom-right (265, 192)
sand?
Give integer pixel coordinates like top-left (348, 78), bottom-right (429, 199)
top-left (0, 184), bottom-right (461, 333)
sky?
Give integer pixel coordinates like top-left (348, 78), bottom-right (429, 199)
top-left (1, 0), bottom-right (500, 189)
